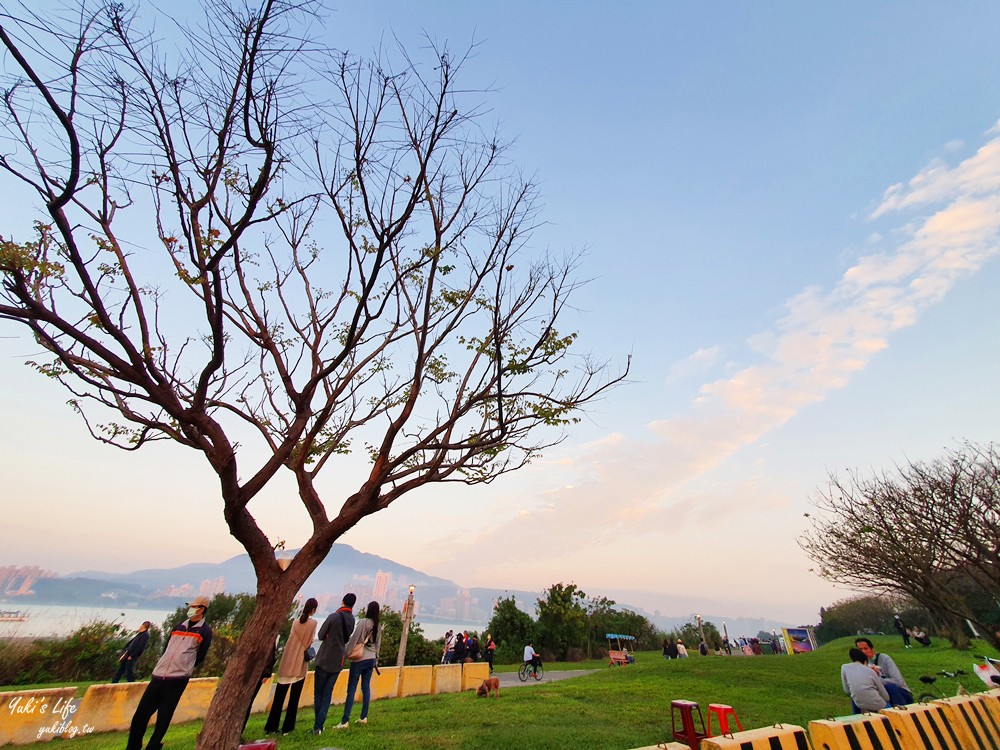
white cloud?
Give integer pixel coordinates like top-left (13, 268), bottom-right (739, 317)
top-left (667, 345), bottom-right (723, 382)
top-left (398, 125), bottom-right (1000, 618)
top-left (871, 126), bottom-right (1000, 219)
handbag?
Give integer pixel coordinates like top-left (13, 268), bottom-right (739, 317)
top-left (347, 639), bottom-right (365, 661)
top-left (347, 624), bottom-right (371, 661)
top-left (304, 646), bottom-right (316, 661)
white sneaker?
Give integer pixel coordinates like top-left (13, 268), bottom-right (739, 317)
top-left (356, 718), bottom-right (368, 725)
top-left (335, 722), bottom-right (349, 729)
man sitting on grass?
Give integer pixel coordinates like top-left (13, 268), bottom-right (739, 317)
top-left (855, 637), bottom-right (913, 705)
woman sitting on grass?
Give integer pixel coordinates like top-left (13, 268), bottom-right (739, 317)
top-left (841, 647), bottom-right (890, 713)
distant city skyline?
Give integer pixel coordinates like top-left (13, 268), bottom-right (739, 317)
top-left (3, 2), bottom-right (1000, 627)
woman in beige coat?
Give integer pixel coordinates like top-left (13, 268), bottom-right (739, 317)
top-left (265, 597), bottom-right (318, 734)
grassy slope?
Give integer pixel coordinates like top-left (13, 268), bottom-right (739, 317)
top-left (8, 636), bottom-right (998, 750)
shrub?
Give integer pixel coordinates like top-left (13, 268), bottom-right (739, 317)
top-left (0, 620), bottom-right (130, 684)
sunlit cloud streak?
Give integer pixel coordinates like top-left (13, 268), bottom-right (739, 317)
top-left (436, 128), bottom-right (1000, 588)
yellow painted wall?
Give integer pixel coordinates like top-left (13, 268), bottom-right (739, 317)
top-left (298, 672), bottom-right (316, 707)
top-left (432, 664), bottom-right (463, 695)
top-left (1, 687), bottom-right (77, 746)
top-left (250, 678), bottom-right (273, 714)
top-left (461, 663), bottom-right (489, 691)
top-left (71, 682), bottom-right (148, 734)
top-left (398, 665), bottom-right (433, 697)
top-left (370, 667), bottom-right (400, 701)
top-left (164, 678), bottom-right (218, 725)
top-left (331, 666), bottom-right (401, 709)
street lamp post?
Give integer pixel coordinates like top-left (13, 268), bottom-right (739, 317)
top-left (695, 613), bottom-right (706, 650)
top-left (723, 621), bottom-right (731, 655)
top-left (396, 586), bottom-right (416, 668)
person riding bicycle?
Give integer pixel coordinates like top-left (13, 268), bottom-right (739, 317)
top-left (523, 642), bottom-right (541, 677)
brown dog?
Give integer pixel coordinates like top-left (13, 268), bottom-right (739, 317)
top-left (476, 677), bottom-right (500, 698)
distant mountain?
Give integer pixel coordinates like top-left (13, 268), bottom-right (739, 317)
top-left (72, 543), bottom-right (455, 597)
top-left (64, 544), bottom-right (530, 625)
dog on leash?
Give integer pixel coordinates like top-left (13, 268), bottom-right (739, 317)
top-left (476, 677), bottom-right (500, 698)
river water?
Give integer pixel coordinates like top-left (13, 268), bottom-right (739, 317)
top-left (0, 604), bottom-right (173, 639)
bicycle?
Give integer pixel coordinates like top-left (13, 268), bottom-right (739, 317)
top-left (916, 669), bottom-right (969, 702)
top-left (518, 660), bottom-right (544, 682)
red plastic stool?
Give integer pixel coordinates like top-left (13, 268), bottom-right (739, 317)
top-left (671, 699), bottom-right (707, 749)
top-left (706, 703), bottom-right (743, 736)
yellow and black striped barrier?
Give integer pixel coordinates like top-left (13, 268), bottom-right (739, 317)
top-left (807, 713), bottom-right (902, 750)
top-left (700, 724), bottom-right (810, 749)
top-left (930, 694), bottom-right (1000, 749)
top-left (880, 702), bottom-right (965, 749)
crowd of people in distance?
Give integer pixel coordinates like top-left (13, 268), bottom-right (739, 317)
top-left (441, 629), bottom-right (497, 673)
top-left (661, 635), bottom-right (785, 659)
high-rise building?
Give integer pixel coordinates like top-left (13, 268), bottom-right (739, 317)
top-left (373, 570), bottom-right (391, 601)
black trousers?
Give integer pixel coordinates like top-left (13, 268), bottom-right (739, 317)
top-left (264, 679), bottom-right (304, 733)
top-left (242, 678), bottom-right (268, 735)
top-left (126, 676), bottom-right (189, 750)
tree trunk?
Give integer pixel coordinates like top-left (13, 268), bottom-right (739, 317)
top-left (195, 571), bottom-right (300, 750)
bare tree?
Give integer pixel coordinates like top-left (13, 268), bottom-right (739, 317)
top-left (799, 441), bottom-right (1000, 649)
top-left (0, 1), bottom-right (625, 746)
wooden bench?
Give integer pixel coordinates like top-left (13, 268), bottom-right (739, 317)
top-left (608, 650), bottom-right (630, 666)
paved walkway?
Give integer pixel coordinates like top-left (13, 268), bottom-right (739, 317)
top-left (494, 668), bottom-right (599, 688)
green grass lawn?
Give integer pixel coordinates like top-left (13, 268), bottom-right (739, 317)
top-left (7, 636), bottom-right (998, 749)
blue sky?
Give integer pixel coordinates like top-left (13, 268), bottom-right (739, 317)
top-left (3, 1), bottom-right (1000, 624)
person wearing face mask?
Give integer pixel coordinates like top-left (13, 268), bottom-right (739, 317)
top-left (126, 596), bottom-right (213, 750)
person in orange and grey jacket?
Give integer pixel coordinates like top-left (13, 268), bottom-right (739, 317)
top-left (126, 596), bottom-right (213, 750)
top-left (265, 597), bottom-right (318, 735)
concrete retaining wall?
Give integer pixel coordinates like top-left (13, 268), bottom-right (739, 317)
top-left (431, 664), bottom-right (463, 695)
top-left (398, 665), bottom-right (433, 697)
top-left (461, 662), bottom-right (489, 691)
top-left (1, 688), bottom-right (78, 746)
top-left (0, 663), bottom-right (490, 745)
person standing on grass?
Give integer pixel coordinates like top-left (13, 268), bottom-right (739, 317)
top-left (336, 601), bottom-right (382, 730)
top-left (443, 629), bottom-right (455, 663)
top-left (112, 621), bottom-right (151, 683)
top-left (126, 596), bottom-right (212, 750)
top-left (265, 597), bottom-right (318, 735)
top-left (485, 633), bottom-right (497, 673)
top-left (312, 592), bottom-right (357, 735)
top-left (855, 637), bottom-right (913, 706)
top-left (454, 631), bottom-right (468, 663)
top-left (842, 647), bottom-right (891, 713)
top-left (894, 614), bottom-right (911, 648)
top-left (664, 638), bottom-right (679, 659)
